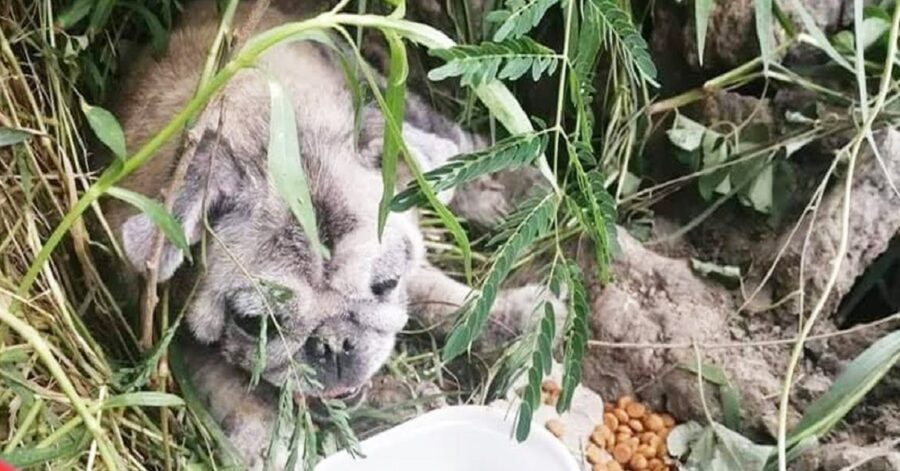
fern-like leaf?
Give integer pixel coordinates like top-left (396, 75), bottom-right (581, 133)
top-left (391, 132), bottom-right (547, 212)
top-left (566, 144), bottom-right (619, 281)
top-left (589, 0), bottom-right (658, 85)
top-left (491, 0), bottom-right (560, 41)
top-left (514, 302), bottom-right (557, 441)
top-left (556, 263), bottom-right (589, 413)
top-left (428, 37), bottom-right (560, 87)
top-left (442, 193), bottom-right (558, 360)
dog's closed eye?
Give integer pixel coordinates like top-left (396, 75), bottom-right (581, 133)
top-left (370, 278), bottom-right (398, 297)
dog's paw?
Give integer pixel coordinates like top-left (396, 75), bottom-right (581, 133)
top-left (221, 403), bottom-right (293, 470)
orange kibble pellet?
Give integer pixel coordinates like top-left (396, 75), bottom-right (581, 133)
top-left (591, 427), bottom-right (607, 446)
top-left (639, 432), bottom-right (656, 444)
top-left (545, 419), bottom-right (565, 437)
top-left (647, 434), bottom-right (662, 449)
top-left (648, 458), bottom-right (664, 470)
top-left (544, 391), bottom-right (559, 406)
top-left (613, 409), bottom-right (630, 424)
top-left (586, 443), bottom-right (604, 464)
top-left (592, 463), bottom-right (608, 471)
top-left (612, 443), bottom-right (633, 464)
top-left (627, 437), bottom-right (640, 449)
top-left (604, 412), bottom-right (620, 430)
top-left (628, 419), bottom-right (645, 432)
top-left (607, 462), bottom-right (623, 471)
top-left (616, 396), bottom-right (634, 409)
top-left (616, 424), bottom-right (633, 435)
top-left (606, 434), bottom-right (617, 449)
top-left (638, 444), bottom-right (657, 459)
top-left (542, 379), bottom-right (561, 393)
top-left (626, 402), bottom-right (646, 419)
top-left (661, 414), bottom-right (675, 428)
top-left (630, 453), bottom-right (649, 470)
top-left (657, 442), bottom-right (668, 458)
top-left (615, 432), bottom-right (631, 446)
top-left (644, 413), bottom-right (665, 432)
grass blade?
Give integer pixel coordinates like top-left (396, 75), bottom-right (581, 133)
top-left (0, 128), bottom-right (31, 148)
top-left (695, 0), bottom-right (714, 66)
top-left (106, 186), bottom-right (190, 260)
top-left (786, 329), bottom-right (900, 448)
top-left (265, 75), bottom-right (328, 258)
top-left (786, 0), bottom-right (853, 72)
top-left (378, 31), bottom-right (408, 238)
top-left (755, 0), bottom-right (773, 70)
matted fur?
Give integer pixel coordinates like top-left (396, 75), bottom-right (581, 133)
top-left (109, 1), bottom-right (560, 467)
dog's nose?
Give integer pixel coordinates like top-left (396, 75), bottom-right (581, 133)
top-left (303, 335), bottom-right (356, 364)
top-left (304, 336), bottom-right (332, 362)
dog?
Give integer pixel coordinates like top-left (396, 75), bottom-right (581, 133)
top-left (108, 0), bottom-right (557, 467)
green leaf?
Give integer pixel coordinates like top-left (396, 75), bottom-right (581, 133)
top-left (667, 114), bottom-right (708, 152)
top-left (81, 100), bottom-right (126, 159)
top-left (787, 329), bottom-right (900, 448)
top-left (101, 392), bottom-right (185, 409)
top-left (695, 0), bottom-right (714, 66)
top-left (786, 0), bottom-right (853, 72)
top-left (56, 0), bottom-right (94, 29)
top-left (265, 76), bottom-right (328, 258)
top-left (588, 0), bottom-right (658, 85)
top-left (429, 37), bottom-right (560, 87)
top-left (721, 383), bottom-right (743, 432)
top-left (492, 0), bottom-right (560, 41)
top-left (392, 132), bottom-right (546, 211)
top-left (514, 400), bottom-right (534, 441)
top-left (557, 263), bottom-right (589, 413)
top-left (378, 32), bottom-right (408, 238)
top-left (754, 0), bottom-right (773, 70)
top-left (106, 186), bottom-right (191, 260)
top-left (442, 194), bottom-right (557, 360)
top-left (0, 128), bottom-right (31, 148)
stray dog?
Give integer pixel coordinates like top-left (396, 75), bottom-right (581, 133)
top-left (108, 0), bottom-right (557, 467)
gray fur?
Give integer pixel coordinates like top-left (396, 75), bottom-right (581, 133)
top-left (109, 1), bottom-right (561, 468)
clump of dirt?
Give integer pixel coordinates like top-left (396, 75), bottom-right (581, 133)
top-left (581, 127), bottom-right (900, 468)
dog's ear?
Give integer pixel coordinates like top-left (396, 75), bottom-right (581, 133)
top-left (120, 126), bottom-right (248, 282)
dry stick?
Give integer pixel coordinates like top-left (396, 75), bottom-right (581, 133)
top-left (587, 311), bottom-right (900, 350)
top-left (138, 132), bottom-right (202, 351)
top-left (776, 6), bottom-right (900, 469)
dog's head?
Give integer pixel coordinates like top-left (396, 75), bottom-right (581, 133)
top-left (118, 104), bottom-right (456, 398)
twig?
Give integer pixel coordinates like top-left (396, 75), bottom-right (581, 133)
top-left (776, 5), bottom-right (900, 469)
top-left (587, 311), bottom-right (900, 350)
top-left (139, 131), bottom-right (202, 351)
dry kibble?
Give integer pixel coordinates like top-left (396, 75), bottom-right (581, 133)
top-left (544, 391), bottom-right (559, 406)
top-left (615, 432), bottom-right (631, 446)
top-left (639, 432), bottom-right (656, 444)
top-left (604, 412), bottom-right (620, 430)
top-left (629, 454), bottom-right (649, 470)
top-left (545, 419), bottom-right (565, 438)
top-left (628, 419), bottom-right (645, 433)
top-left (628, 436), bottom-right (640, 449)
top-left (616, 395), bottom-right (634, 409)
top-left (625, 401), bottom-right (646, 419)
top-left (612, 443), bottom-right (633, 464)
top-left (661, 414), bottom-right (676, 428)
top-left (613, 408), bottom-right (630, 424)
top-left (637, 444), bottom-right (657, 459)
top-left (541, 379), bottom-right (560, 393)
top-left (644, 413), bottom-right (665, 432)
top-left (607, 462), bottom-right (624, 471)
top-left (656, 442), bottom-right (668, 459)
top-left (647, 434), bottom-right (662, 449)
top-left (616, 425), bottom-right (633, 436)
top-left (591, 428), bottom-right (607, 446)
top-left (586, 443), bottom-right (604, 464)
top-left (648, 458), bottom-right (664, 470)
top-left (592, 463), bottom-right (608, 471)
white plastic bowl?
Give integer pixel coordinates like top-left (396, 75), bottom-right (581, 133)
top-left (316, 405), bottom-right (581, 471)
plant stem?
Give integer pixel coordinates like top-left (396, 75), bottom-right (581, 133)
top-left (0, 306), bottom-right (120, 470)
top-left (15, 13), bottom-right (544, 302)
top-left (775, 4), bottom-right (900, 469)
